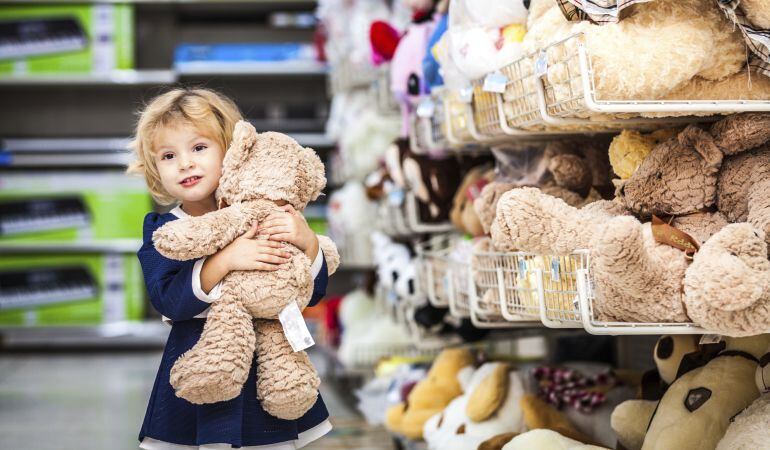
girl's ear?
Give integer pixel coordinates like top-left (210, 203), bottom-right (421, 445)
top-left (223, 120), bottom-right (257, 170)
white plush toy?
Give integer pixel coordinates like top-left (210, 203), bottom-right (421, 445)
top-left (716, 345), bottom-right (770, 450)
top-left (502, 429), bottom-right (608, 450)
top-left (424, 362), bottom-right (528, 450)
top-left (394, 258), bottom-right (419, 302)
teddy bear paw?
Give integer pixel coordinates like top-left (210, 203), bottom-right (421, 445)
top-left (170, 350), bottom-right (248, 404)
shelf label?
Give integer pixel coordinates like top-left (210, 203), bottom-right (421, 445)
top-left (535, 50), bottom-right (548, 77)
top-left (517, 257), bottom-right (527, 280)
top-left (416, 98), bottom-right (436, 118)
top-left (459, 86), bottom-right (474, 103)
top-left (550, 257), bottom-right (560, 280)
top-left (483, 72), bottom-right (508, 93)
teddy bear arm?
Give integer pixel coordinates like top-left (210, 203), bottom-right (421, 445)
top-left (153, 205), bottom-right (251, 260)
top-left (316, 235), bottom-right (340, 275)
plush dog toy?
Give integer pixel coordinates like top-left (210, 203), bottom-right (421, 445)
top-left (612, 335), bottom-right (770, 450)
top-left (716, 342), bottom-right (770, 449)
top-left (152, 121), bottom-right (339, 419)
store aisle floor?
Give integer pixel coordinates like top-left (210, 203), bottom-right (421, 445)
top-left (0, 351), bottom-right (395, 450)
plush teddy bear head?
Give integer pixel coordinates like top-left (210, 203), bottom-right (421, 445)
top-left (615, 113), bottom-right (770, 217)
top-left (216, 121), bottom-right (326, 211)
top-left (613, 126), bottom-right (721, 217)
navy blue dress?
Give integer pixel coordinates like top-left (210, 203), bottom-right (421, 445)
top-left (137, 211), bottom-right (330, 448)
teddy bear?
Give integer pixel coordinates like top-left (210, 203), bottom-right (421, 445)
top-left (493, 113), bottom-right (770, 328)
top-left (451, 165), bottom-right (495, 236)
top-left (386, 347), bottom-right (475, 439)
top-left (522, 0), bottom-right (746, 102)
top-left (611, 335), bottom-right (770, 450)
top-left (716, 342), bottom-right (770, 450)
top-left (151, 121), bottom-right (339, 420)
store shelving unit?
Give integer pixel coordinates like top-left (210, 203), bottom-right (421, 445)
top-left (0, 0), bottom-right (336, 348)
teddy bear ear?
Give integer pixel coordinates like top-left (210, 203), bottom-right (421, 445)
top-left (678, 125), bottom-right (723, 171)
top-left (223, 120), bottom-right (257, 170)
top-left (711, 113), bottom-right (770, 156)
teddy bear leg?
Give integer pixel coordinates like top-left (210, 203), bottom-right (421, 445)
top-left (494, 187), bottom-right (595, 255)
top-left (592, 216), bottom-right (689, 323)
top-left (169, 292), bottom-right (256, 404)
top-left (255, 319), bottom-right (320, 420)
top-left (684, 223), bottom-right (770, 336)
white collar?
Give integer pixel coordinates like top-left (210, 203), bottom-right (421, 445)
top-left (169, 205), bottom-right (188, 218)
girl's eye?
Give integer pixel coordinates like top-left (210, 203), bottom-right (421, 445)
top-left (161, 153), bottom-right (174, 160)
top-left (194, 144), bottom-right (207, 152)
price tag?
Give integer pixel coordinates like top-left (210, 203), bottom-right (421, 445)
top-left (534, 50), bottom-right (548, 77)
top-left (388, 189), bottom-right (405, 206)
top-left (517, 257), bottom-right (528, 280)
top-left (550, 257), bottom-right (560, 280)
top-left (459, 86), bottom-right (474, 103)
top-left (483, 72), bottom-right (508, 94)
top-left (699, 334), bottom-right (723, 345)
top-left (416, 98), bottom-right (436, 118)
top-left (279, 301), bottom-right (315, 352)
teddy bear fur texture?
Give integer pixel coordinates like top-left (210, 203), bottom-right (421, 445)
top-left (493, 113), bottom-right (770, 333)
top-left (152, 121), bottom-right (339, 419)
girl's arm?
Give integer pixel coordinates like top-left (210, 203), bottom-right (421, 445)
top-left (138, 213), bottom-right (217, 321)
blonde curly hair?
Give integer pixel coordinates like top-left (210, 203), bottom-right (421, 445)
top-left (127, 88), bottom-right (243, 205)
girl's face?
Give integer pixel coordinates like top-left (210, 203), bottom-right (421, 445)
top-left (154, 122), bottom-right (224, 209)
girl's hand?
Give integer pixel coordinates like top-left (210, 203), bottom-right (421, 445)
top-left (220, 223), bottom-right (291, 272)
top-left (260, 205), bottom-right (319, 258)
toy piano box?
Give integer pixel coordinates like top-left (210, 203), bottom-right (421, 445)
top-left (0, 171), bottom-right (151, 241)
top-left (0, 4), bottom-right (134, 75)
top-left (0, 253), bottom-right (144, 325)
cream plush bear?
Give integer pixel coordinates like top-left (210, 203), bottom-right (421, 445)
top-left (152, 121), bottom-right (339, 419)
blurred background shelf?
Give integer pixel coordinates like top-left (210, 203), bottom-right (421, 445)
top-left (0, 240), bottom-right (143, 254)
top-left (0, 320), bottom-right (170, 349)
top-left (0, 70), bottom-right (177, 86)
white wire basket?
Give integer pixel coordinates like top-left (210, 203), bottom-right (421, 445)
top-left (539, 32), bottom-right (770, 122)
top-left (575, 260), bottom-right (715, 335)
top-left (468, 250), bottom-right (542, 329)
top-left (446, 258), bottom-right (471, 319)
top-left (371, 63), bottom-right (400, 114)
top-left (471, 250), bottom-right (588, 328)
top-left (377, 195), bottom-right (412, 237)
top-left (408, 95), bottom-right (449, 154)
top-left (404, 191), bottom-right (455, 234)
top-left (415, 235), bottom-right (456, 308)
top-left (439, 87), bottom-right (478, 147)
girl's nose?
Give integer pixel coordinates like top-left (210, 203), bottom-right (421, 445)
top-left (178, 156), bottom-right (195, 170)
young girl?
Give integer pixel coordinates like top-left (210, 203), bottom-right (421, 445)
top-left (128, 88), bottom-right (332, 450)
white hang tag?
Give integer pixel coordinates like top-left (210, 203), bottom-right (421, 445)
top-left (534, 50), bottom-right (548, 77)
top-left (699, 334), bottom-right (723, 346)
top-left (483, 72), bottom-right (508, 94)
top-left (550, 257), bottom-right (560, 280)
top-left (416, 98), bottom-right (436, 118)
top-left (279, 301), bottom-right (315, 352)
top-left (459, 86), bottom-right (474, 103)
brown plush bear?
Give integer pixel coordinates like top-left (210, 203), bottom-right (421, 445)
top-left (493, 113), bottom-right (770, 331)
top-left (152, 121), bottom-right (339, 419)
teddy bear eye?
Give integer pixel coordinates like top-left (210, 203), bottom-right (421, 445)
top-left (655, 171), bottom-right (663, 180)
top-left (685, 387), bottom-right (712, 412)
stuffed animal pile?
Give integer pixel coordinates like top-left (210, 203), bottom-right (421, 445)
top-left (152, 121), bottom-right (339, 420)
top-left (493, 113), bottom-right (770, 335)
